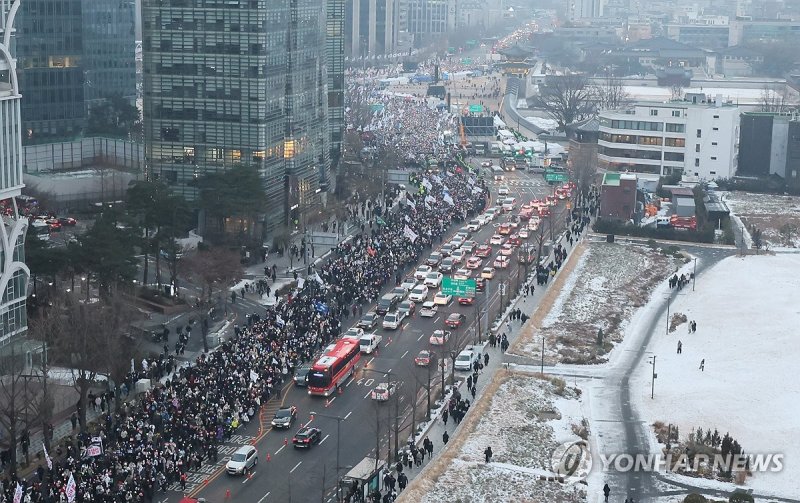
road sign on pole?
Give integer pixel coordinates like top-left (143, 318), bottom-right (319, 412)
top-left (441, 277), bottom-right (476, 297)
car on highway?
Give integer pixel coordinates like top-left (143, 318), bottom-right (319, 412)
top-left (440, 244), bottom-right (454, 257)
top-left (456, 229), bottom-right (471, 241)
top-left (498, 186), bottom-right (510, 196)
top-left (475, 277), bottom-right (486, 292)
top-left (414, 265), bottom-right (433, 281)
top-left (458, 296), bottom-right (474, 306)
top-left (415, 350), bottom-right (433, 366)
top-left (424, 272), bottom-right (443, 288)
top-left (226, 445), bottom-right (258, 475)
top-left (466, 256), bottom-right (482, 270)
top-left (376, 294), bottom-right (400, 315)
top-left (371, 382), bottom-right (398, 401)
top-left (359, 333), bottom-right (382, 354)
top-left (382, 311), bottom-right (406, 330)
top-left (450, 249), bottom-right (465, 263)
top-left (454, 269), bottom-right (471, 281)
top-left (439, 257), bottom-right (455, 274)
top-left (343, 327), bottom-right (365, 340)
top-left (454, 348), bottom-right (478, 371)
top-left (58, 216), bottom-right (78, 226)
top-left (461, 240), bottom-right (477, 254)
top-left (419, 301), bottom-right (438, 318)
top-left (481, 267), bottom-right (495, 279)
top-left (518, 228), bottom-right (530, 239)
top-left (429, 329), bottom-right (451, 345)
top-left (292, 427), bottom-right (322, 448)
top-left (480, 160), bottom-right (492, 167)
top-left (484, 207), bottom-right (499, 221)
top-left (426, 253), bottom-right (443, 267)
top-left (391, 287), bottom-right (408, 300)
top-left (494, 255), bottom-right (510, 269)
top-left (475, 244), bottom-right (492, 258)
top-left (489, 234), bottom-right (504, 245)
top-left (500, 244), bottom-right (514, 256)
top-left (449, 236), bottom-right (465, 249)
top-left (357, 312), bottom-right (380, 330)
top-left (467, 219), bottom-right (481, 232)
top-left (498, 223), bottom-right (511, 235)
top-left (398, 300), bottom-right (416, 317)
top-left (409, 284), bottom-right (429, 303)
top-left (294, 365), bottom-right (311, 387)
top-left (528, 217), bottom-right (540, 231)
top-left (400, 277), bottom-right (417, 291)
top-left (433, 292), bottom-right (452, 305)
top-left (271, 406), bottom-right (298, 429)
top-left (445, 313), bottom-right (466, 328)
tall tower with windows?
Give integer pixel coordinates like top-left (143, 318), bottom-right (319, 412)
top-left (0, 0), bottom-right (30, 346)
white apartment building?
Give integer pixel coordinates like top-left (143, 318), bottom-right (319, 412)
top-left (598, 97), bottom-right (740, 180)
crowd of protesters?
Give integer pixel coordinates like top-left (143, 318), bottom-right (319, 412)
top-left (0, 154), bottom-right (486, 503)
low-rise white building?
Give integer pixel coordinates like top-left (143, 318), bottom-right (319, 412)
top-left (598, 96), bottom-right (740, 180)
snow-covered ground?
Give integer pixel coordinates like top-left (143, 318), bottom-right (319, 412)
top-left (419, 373), bottom-right (589, 502)
top-left (516, 242), bottom-right (681, 364)
top-left (724, 191), bottom-right (800, 249)
top-left (631, 254), bottom-right (800, 499)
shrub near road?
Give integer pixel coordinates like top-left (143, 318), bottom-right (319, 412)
top-left (514, 242), bottom-right (681, 364)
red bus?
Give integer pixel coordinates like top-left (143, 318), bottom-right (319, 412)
top-left (307, 339), bottom-right (361, 396)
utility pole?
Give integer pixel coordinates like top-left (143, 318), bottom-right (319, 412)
top-left (650, 355), bottom-right (657, 399)
top-left (665, 295), bottom-right (671, 335)
top-left (541, 335), bottom-right (545, 375)
top-left (692, 257), bottom-right (697, 291)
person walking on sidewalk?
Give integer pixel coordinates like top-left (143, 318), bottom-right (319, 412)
top-left (442, 409), bottom-right (449, 426)
top-left (442, 431), bottom-right (449, 445)
top-left (699, 359), bottom-right (705, 371)
top-left (484, 446), bottom-right (493, 463)
top-left (677, 340), bottom-right (682, 354)
top-left (425, 438), bottom-right (434, 458)
top-left (603, 483), bottom-right (611, 502)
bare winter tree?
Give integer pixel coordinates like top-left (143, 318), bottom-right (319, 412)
top-left (670, 85), bottom-right (685, 101)
top-left (535, 74), bottom-right (596, 131)
top-left (760, 84), bottom-right (797, 113)
top-left (593, 75), bottom-right (630, 111)
top-left (779, 222), bottom-right (798, 247)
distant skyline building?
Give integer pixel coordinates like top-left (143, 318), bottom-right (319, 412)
top-left (0, 0), bottom-right (30, 344)
top-left (142, 0), bottom-right (331, 236)
top-left (346, 0), bottom-right (401, 58)
top-left (405, 0), bottom-right (456, 44)
top-left (568, 0), bottom-right (605, 20)
top-left (327, 0), bottom-right (345, 170)
top-left (15, 0), bottom-right (136, 144)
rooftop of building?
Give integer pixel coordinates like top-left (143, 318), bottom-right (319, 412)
top-left (602, 172), bottom-right (637, 186)
top-left (498, 44), bottom-right (534, 60)
top-left (718, 45), bottom-right (763, 58)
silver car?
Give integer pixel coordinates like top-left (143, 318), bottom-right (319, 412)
top-left (226, 445), bottom-right (258, 475)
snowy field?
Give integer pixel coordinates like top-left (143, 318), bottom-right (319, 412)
top-left (515, 242), bottom-right (681, 364)
top-left (410, 373), bottom-right (589, 503)
top-left (724, 191), bottom-right (800, 249)
top-left (632, 254), bottom-right (800, 499)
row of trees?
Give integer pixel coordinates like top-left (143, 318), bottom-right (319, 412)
top-left (535, 74), bottom-right (630, 132)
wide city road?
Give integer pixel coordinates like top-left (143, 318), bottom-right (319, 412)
top-left (166, 165), bottom-right (571, 503)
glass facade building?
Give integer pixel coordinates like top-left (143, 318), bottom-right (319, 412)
top-left (142, 0), bottom-right (331, 235)
top-left (15, 0), bottom-right (136, 143)
top-left (326, 0), bottom-right (345, 171)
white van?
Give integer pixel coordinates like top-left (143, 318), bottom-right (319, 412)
top-left (454, 347), bottom-right (479, 371)
top-left (502, 197), bottom-right (517, 212)
top-left (359, 333), bottom-right (383, 354)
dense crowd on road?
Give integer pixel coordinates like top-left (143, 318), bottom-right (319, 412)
top-left (0, 161), bottom-right (487, 503)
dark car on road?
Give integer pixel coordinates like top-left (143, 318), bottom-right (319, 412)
top-left (294, 365), bottom-right (311, 387)
top-left (292, 427), bottom-right (322, 448)
top-left (357, 312), bottom-right (379, 330)
top-left (271, 406), bottom-right (297, 429)
top-left (445, 312), bottom-right (466, 328)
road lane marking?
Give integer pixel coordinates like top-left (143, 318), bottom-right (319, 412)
top-left (290, 461), bottom-right (302, 473)
top-left (327, 396), bottom-right (336, 406)
top-left (319, 434), bottom-right (330, 445)
top-left (368, 357), bottom-right (375, 365)
top-left (417, 332), bottom-right (425, 341)
top-left (242, 471), bottom-right (255, 483)
top-left (344, 411), bottom-right (352, 420)
top-left (364, 390), bottom-right (372, 399)
top-left (346, 378), bottom-right (355, 387)
top-left (401, 350), bottom-right (408, 359)
top-left (434, 316), bottom-right (441, 323)
top-left (275, 445), bottom-right (285, 454)
top-left (257, 492), bottom-right (271, 503)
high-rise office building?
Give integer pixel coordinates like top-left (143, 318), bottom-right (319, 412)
top-left (346, 0), bottom-right (400, 58)
top-left (15, 0), bottom-right (136, 144)
top-left (142, 0), bottom-right (331, 235)
top-left (405, 0), bottom-right (456, 43)
top-left (568, 0), bottom-right (605, 20)
top-left (0, 0), bottom-right (30, 345)
top-left (327, 0), bottom-right (345, 172)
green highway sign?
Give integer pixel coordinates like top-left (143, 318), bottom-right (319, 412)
top-left (441, 277), bottom-right (476, 297)
top-left (469, 104), bottom-right (483, 113)
top-left (545, 172), bottom-right (569, 183)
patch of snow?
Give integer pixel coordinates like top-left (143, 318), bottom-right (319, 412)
top-left (631, 254), bottom-right (800, 500)
top-left (724, 191), bottom-right (800, 248)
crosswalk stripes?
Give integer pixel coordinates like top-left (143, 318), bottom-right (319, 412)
top-left (486, 178), bottom-right (548, 187)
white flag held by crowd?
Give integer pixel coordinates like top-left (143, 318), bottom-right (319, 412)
top-left (422, 179), bottom-right (433, 192)
top-left (43, 442), bottom-right (52, 470)
top-left (66, 474), bottom-right (76, 502)
top-left (424, 195), bottom-right (436, 205)
top-left (13, 483), bottom-right (22, 503)
top-left (403, 225), bottom-right (419, 243)
top-left (443, 194), bottom-right (455, 206)
top-left (468, 177), bottom-right (476, 186)
top-left (250, 370), bottom-right (259, 383)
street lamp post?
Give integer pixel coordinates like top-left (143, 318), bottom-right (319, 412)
top-left (310, 411), bottom-right (345, 503)
top-left (692, 258), bottom-right (697, 291)
top-left (649, 355), bottom-right (657, 399)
